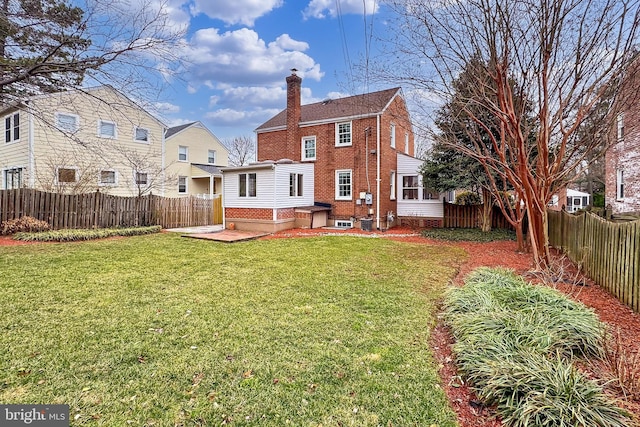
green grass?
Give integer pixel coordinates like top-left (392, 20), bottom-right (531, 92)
top-left (0, 233), bottom-right (465, 426)
top-left (422, 228), bottom-right (515, 242)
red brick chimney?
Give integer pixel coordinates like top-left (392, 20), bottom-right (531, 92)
top-left (286, 69), bottom-right (302, 157)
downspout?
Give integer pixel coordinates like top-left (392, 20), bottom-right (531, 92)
top-left (376, 114), bottom-right (381, 230)
top-left (221, 172), bottom-right (225, 227)
top-left (161, 127), bottom-right (166, 196)
top-left (28, 104), bottom-right (35, 187)
top-left (273, 164), bottom-right (277, 222)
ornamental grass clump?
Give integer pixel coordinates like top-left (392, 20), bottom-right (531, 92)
top-left (443, 267), bottom-right (629, 427)
top-left (13, 225), bottom-right (161, 242)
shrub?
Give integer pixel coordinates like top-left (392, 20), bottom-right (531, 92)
top-left (13, 225), bottom-right (161, 242)
top-left (422, 227), bottom-right (515, 242)
top-left (455, 191), bottom-right (482, 205)
top-left (1, 216), bottom-right (51, 235)
top-left (443, 267), bottom-right (628, 426)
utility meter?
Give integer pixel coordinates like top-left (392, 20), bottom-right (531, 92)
top-left (365, 193), bottom-right (373, 205)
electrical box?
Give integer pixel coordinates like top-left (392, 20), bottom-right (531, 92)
top-left (356, 199), bottom-right (362, 205)
top-left (365, 193), bottom-right (373, 205)
top-left (359, 192), bottom-right (367, 200)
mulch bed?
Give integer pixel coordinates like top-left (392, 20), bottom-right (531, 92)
top-left (3, 227), bottom-right (639, 426)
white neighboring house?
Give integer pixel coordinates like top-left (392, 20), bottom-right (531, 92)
top-left (221, 160), bottom-right (316, 232)
top-left (396, 152), bottom-right (446, 227)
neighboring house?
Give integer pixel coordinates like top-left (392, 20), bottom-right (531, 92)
top-left (255, 70), bottom-right (429, 230)
top-left (605, 60), bottom-right (640, 213)
top-left (548, 188), bottom-right (591, 213)
top-left (0, 86), bottom-right (167, 196)
top-left (164, 121), bottom-right (229, 198)
top-left (221, 160), bottom-right (321, 232)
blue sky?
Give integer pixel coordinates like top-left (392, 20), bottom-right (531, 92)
top-left (147, 0), bottom-right (389, 141)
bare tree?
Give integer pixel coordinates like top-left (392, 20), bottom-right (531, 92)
top-left (0, 0), bottom-right (185, 105)
top-left (378, 0), bottom-right (640, 267)
top-left (225, 135), bottom-right (256, 166)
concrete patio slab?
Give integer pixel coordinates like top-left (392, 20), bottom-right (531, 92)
top-left (182, 229), bottom-right (269, 243)
top-left (165, 225), bottom-right (224, 234)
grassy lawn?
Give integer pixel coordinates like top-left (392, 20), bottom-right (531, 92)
top-left (0, 233), bottom-right (465, 426)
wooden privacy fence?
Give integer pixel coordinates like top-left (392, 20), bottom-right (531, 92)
top-left (0, 188), bottom-right (221, 230)
top-left (548, 210), bottom-right (640, 313)
top-left (443, 202), bottom-right (515, 229)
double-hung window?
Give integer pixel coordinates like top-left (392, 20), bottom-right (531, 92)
top-left (617, 113), bottom-right (624, 141)
top-left (4, 167), bottom-right (23, 189)
top-left (289, 173), bottom-right (303, 197)
top-left (178, 176), bottom-right (187, 194)
top-left (335, 170), bottom-right (352, 200)
top-left (135, 172), bottom-right (148, 185)
top-left (402, 175), bottom-right (419, 200)
top-left (208, 150), bottom-right (216, 164)
top-left (617, 170), bottom-right (624, 200)
top-left (178, 146), bottom-right (188, 161)
top-left (4, 113), bottom-right (19, 143)
top-left (390, 124), bottom-right (396, 148)
top-left (239, 173), bottom-right (256, 197)
top-left (302, 136), bottom-right (316, 160)
top-left (336, 122), bottom-right (352, 146)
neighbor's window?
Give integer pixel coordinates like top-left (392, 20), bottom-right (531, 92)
top-left (98, 120), bottom-right (116, 138)
top-left (99, 170), bottom-right (116, 185)
top-left (4, 112), bottom-right (19, 143)
top-left (302, 136), bottom-right (316, 160)
top-left (390, 123), bottom-right (396, 148)
top-left (134, 127), bottom-right (149, 142)
top-left (239, 173), bottom-right (256, 197)
top-left (178, 176), bottom-right (187, 193)
top-left (3, 167), bottom-right (23, 189)
top-left (57, 167), bottom-right (77, 183)
top-left (617, 113), bottom-right (624, 140)
top-left (336, 122), bottom-right (352, 146)
top-left (56, 113), bottom-right (78, 132)
top-left (178, 146), bottom-right (188, 161)
top-left (135, 172), bottom-right (148, 185)
top-left (208, 149), bottom-right (216, 164)
top-left (289, 173), bottom-right (303, 197)
top-left (617, 169), bottom-right (624, 200)
top-left (404, 133), bottom-right (409, 154)
top-left (390, 171), bottom-right (396, 200)
top-left (335, 169), bottom-right (352, 200)
top-left (402, 175), bottom-right (419, 200)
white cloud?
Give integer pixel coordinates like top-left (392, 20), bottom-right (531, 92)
top-left (205, 107), bottom-right (281, 128)
top-left (185, 28), bottom-right (323, 86)
top-left (154, 102), bottom-right (181, 114)
top-left (303, 0), bottom-right (379, 19)
top-left (191, 0), bottom-right (283, 26)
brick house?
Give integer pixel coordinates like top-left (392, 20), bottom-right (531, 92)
top-left (605, 60), bottom-right (640, 214)
top-left (256, 71), bottom-right (416, 229)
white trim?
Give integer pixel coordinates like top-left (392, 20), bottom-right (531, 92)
top-left (3, 112), bottom-right (20, 144)
top-left (178, 175), bottom-right (188, 194)
top-left (55, 112), bottom-right (79, 132)
top-left (335, 220), bottom-right (353, 228)
top-left (28, 109), bottom-right (35, 187)
top-left (335, 169), bottom-right (353, 200)
top-left (2, 166), bottom-right (25, 189)
top-left (617, 113), bottom-right (624, 141)
top-left (616, 169), bottom-right (624, 201)
top-left (134, 126), bottom-right (150, 143)
top-left (98, 169), bottom-right (118, 186)
top-left (178, 145), bottom-right (188, 162)
top-left (335, 121), bottom-right (352, 147)
top-left (301, 135), bottom-right (316, 161)
top-left (134, 170), bottom-right (149, 186)
top-left (208, 149), bottom-right (216, 164)
top-left (97, 119), bottom-right (117, 139)
top-left (390, 170), bottom-right (396, 200)
top-left (404, 132), bottom-right (409, 154)
top-left (390, 123), bottom-right (396, 148)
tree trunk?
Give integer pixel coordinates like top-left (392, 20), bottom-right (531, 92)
top-left (480, 188), bottom-right (493, 232)
top-left (526, 201), bottom-right (550, 268)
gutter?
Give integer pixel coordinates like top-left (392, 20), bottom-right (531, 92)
top-left (376, 114), bottom-right (381, 230)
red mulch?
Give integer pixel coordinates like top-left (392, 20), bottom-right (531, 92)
top-left (3, 227), bottom-right (639, 426)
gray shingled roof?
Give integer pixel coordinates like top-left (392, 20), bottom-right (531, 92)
top-left (165, 122), bottom-right (196, 138)
top-left (256, 87), bottom-right (401, 131)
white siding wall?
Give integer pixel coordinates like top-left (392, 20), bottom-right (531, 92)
top-left (274, 163), bottom-right (314, 208)
top-left (396, 152), bottom-right (444, 218)
top-left (223, 167), bottom-right (276, 208)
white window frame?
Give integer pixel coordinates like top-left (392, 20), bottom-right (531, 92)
top-left (390, 171), bottom-right (396, 200)
top-left (404, 133), bottom-right (409, 154)
top-left (617, 169), bottom-right (624, 201)
top-left (302, 136), bottom-right (316, 161)
top-left (98, 120), bottom-right (117, 139)
top-left (335, 122), bottom-right (352, 147)
top-left (178, 146), bottom-right (188, 162)
top-left (617, 113), bottom-right (624, 141)
top-left (207, 149), bottom-right (216, 164)
top-left (402, 175), bottom-right (419, 200)
top-left (239, 173), bottom-right (257, 198)
top-left (335, 220), bottom-right (353, 228)
top-left (135, 171), bottom-right (149, 186)
top-left (98, 169), bottom-right (117, 186)
top-left (390, 123), bottom-right (396, 148)
top-left (55, 112), bottom-right (79, 133)
top-left (56, 166), bottom-right (79, 184)
top-left (335, 169), bottom-right (352, 200)
top-left (289, 173), bottom-right (303, 197)
top-left (4, 112), bottom-right (20, 143)
top-left (134, 126), bottom-right (150, 143)
top-left (178, 176), bottom-right (188, 194)
top-left (3, 167), bottom-right (23, 189)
